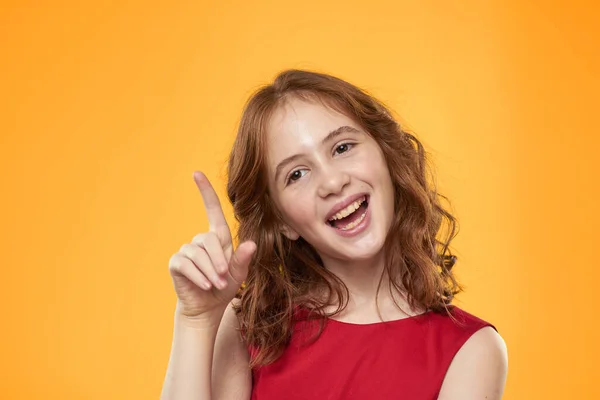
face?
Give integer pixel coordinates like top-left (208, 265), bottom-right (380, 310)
top-left (266, 97), bottom-right (395, 265)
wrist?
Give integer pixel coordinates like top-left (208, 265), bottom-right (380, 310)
top-left (174, 303), bottom-right (226, 330)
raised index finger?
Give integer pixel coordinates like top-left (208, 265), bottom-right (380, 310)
top-left (193, 171), bottom-right (230, 233)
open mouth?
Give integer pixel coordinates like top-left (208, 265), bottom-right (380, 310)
top-left (327, 195), bottom-right (369, 231)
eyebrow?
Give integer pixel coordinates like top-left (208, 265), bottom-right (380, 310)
top-left (274, 125), bottom-right (361, 182)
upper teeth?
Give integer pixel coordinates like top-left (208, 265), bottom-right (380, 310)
top-left (329, 197), bottom-right (366, 221)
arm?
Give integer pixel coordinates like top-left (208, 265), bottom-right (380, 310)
top-left (212, 299), bottom-right (252, 399)
top-left (161, 172), bottom-right (254, 400)
top-left (160, 304), bottom-right (222, 400)
top-left (160, 301), bottom-right (252, 400)
top-left (437, 327), bottom-right (509, 399)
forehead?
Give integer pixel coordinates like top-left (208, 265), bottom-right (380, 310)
top-left (266, 97), bottom-right (356, 153)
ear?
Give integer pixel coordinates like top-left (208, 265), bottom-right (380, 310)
top-left (281, 224), bottom-right (300, 241)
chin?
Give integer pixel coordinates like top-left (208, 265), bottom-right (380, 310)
top-left (343, 238), bottom-right (386, 261)
top-left (319, 233), bottom-right (387, 264)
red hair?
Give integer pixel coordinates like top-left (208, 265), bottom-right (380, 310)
top-left (226, 69), bottom-right (462, 367)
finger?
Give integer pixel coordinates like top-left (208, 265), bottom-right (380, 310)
top-left (228, 240), bottom-right (257, 284)
top-left (193, 171), bottom-right (231, 237)
top-left (192, 233), bottom-right (229, 275)
top-left (170, 255), bottom-right (212, 290)
top-left (180, 244), bottom-right (228, 289)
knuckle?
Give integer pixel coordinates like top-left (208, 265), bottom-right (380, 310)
top-left (179, 243), bottom-right (195, 255)
top-left (180, 244), bottom-right (211, 268)
top-left (168, 254), bottom-right (183, 271)
top-left (191, 232), bottom-right (206, 244)
top-left (198, 232), bottom-right (220, 253)
top-left (216, 226), bottom-right (231, 238)
top-left (204, 231), bottom-right (219, 243)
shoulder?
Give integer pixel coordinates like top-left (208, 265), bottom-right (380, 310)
top-left (221, 298), bottom-right (242, 327)
top-left (437, 313), bottom-right (508, 399)
top-left (447, 306), bottom-right (494, 329)
top-left (216, 298), bottom-right (248, 351)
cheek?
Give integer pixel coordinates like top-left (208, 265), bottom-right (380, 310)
top-left (380, 166), bottom-right (395, 200)
top-left (279, 193), bottom-right (315, 227)
top-left (367, 156), bottom-right (394, 203)
top-left (355, 153), bottom-right (389, 185)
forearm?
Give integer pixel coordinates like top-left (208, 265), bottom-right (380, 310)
top-left (161, 308), bottom-right (224, 400)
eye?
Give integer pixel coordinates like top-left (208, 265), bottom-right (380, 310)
top-left (334, 143), bottom-right (354, 155)
top-left (286, 169), bottom-right (308, 184)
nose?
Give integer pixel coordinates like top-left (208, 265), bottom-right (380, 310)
top-left (316, 166), bottom-right (350, 198)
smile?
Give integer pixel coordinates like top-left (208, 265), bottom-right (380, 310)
top-left (327, 195), bottom-right (369, 231)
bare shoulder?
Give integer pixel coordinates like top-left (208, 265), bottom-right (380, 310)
top-left (215, 297), bottom-right (247, 354)
top-left (212, 299), bottom-right (252, 400)
top-left (438, 326), bottom-right (508, 400)
top-left (219, 298), bottom-right (243, 329)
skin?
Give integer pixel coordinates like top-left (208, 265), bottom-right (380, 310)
top-left (266, 98), bottom-right (395, 265)
top-left (162, 97), bottom-right (508, 400)
top-left (265, 97), bottom-right (508, 396)
top-left (266, 97), bottom-right (410, 320)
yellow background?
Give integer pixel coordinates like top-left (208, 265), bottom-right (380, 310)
top-left (1, 1), bottom-right (598, 398)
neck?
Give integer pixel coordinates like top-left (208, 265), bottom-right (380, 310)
top-left (322, 251), bottom-right (387, 300)
top-left (319, 252), bottom-right (425, 322)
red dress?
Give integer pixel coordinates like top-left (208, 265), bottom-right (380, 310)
top-left (250, 306), bottom-right (495, 399)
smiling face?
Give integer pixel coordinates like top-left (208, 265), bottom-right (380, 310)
top-left (266, 96), bottom-right (395, 266)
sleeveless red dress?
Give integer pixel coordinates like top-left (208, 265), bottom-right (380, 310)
top-left (250, 306), bottom-right (495, 399)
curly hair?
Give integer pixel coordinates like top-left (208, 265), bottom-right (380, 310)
top-left (226, 69), bottom-right (463, 367)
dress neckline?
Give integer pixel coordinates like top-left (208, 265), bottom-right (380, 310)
top-left (326, 310), bottom-right (433, 327)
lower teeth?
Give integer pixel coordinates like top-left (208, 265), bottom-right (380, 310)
top-left (340, 211), bottom-right (367, 231)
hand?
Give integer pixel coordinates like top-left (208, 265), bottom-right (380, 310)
top-left (168, 171), bottom-right (256, 318)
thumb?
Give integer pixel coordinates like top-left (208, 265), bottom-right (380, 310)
top-left (228, 240), bottom-right (256, 284)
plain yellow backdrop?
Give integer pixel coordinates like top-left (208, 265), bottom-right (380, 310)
top-left (1, 1), bottom-right (598, 399)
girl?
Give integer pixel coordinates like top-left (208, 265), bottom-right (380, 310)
top-left (161, 70), bottom-right (508, 399)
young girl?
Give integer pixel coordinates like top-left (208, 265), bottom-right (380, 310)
top-left (161, 70), bottom-right (508, 399)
